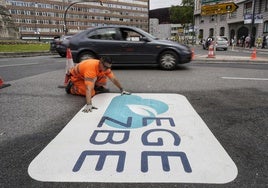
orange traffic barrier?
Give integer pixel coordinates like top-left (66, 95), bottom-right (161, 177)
top-left (0, 76), bottom-right (11, 89)
top-left (58, 48), bottom-right (75, 88)
top-left (191, 48), bottom-right (195, 59)
top-left (251, 47), bottom-right (257, 60)
top-left (207, 45), bottom-right (215, 58)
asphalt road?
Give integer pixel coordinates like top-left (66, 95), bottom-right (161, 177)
top-left (0, 56), bottom-right (268, 187)
top-left (0, 56), bottom-right (65, 82)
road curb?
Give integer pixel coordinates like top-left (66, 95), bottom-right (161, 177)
top-left (0, 51), bottom-right (56, 58)
top-left (192, 58), bottom-right (268, 64)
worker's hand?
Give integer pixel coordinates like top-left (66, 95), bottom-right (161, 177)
top-left (121, 90), bottom-right (131, 95)
top-left (82, 104), bottom-right (98, 113)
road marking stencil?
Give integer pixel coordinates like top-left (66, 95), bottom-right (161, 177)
top-left (28, 93), bottom-right (237, 183)
top-left (0, 62), bottom-right (42, 68)
top-left (221, 77), bottom-right (268, 81)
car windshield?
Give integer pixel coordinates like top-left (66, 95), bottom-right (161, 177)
top-left (217, 37), bottom-right (226, 41)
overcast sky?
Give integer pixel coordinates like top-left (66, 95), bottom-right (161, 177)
top-left (149, 0), bottom-right (182, 10)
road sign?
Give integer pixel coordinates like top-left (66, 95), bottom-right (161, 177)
top-left (201, 2), bottom-right (239, 16)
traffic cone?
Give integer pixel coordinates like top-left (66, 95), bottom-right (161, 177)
top-left (0, 76), bottom-right (11, 89)
top-left (207, 44), bottom-right (215, 58)
top-left (58, 48), bottom-right (75, 88)
top-left (191, 48), bottom-right (195, 59)
top-left (251, 48), bottom-right (257, 60)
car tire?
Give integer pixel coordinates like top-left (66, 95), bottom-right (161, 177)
top-left (158, 51), bottom-right (178, 70)
top-left (78, 51), bottom-right (96, 63)
top-left (59, 52), bottom-right (66, 57)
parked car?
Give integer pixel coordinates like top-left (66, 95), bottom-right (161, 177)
top-left (49, 36), bottom-right (60, 52)
top-left (68, 26), bottom-right (192, 70)
top-left (50, 35), bottom-right (73, 57)
top-left (202, 36), bottom-right (228, 51)
top-left (221, 36), bottom-right (229, 43)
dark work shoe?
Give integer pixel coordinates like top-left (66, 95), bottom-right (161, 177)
top-left (65, 81), bottom-right (73, 94)
top-left (95, 86), bottom-right (110, 94)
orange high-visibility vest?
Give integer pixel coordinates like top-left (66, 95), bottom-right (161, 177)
top-left (69, 59), bottom-right (114, 96)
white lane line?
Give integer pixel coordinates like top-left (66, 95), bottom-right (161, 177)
top-left (221, 77), bottom-right (268, 81)
top-left (0, 62), bottom-right (41, 68)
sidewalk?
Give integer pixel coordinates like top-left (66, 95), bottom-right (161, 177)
top-left (193, 55), bottom-right (267, 63)
top-left (191, 46), bottom-right (268, 63)
top-left (193, 54), bottom-right (268, 63)
top-left (230, 46), bottom-right (268, 54)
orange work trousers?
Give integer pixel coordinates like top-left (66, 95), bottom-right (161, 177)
top-left (70, 73), bottom-right (107, 97)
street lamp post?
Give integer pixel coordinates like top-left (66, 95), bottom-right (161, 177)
top-left (63, 0), bottom-right (103, 35)
top-left (250, 0), bottom-right (256, 48)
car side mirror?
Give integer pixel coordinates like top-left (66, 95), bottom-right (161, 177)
top-left (140, 37), bottom-right (149, 42)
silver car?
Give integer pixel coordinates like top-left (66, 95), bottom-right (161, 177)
top-left (203, 36), bottom-right (228, 51)
top-left (215, 36), bottom-right (228, 51)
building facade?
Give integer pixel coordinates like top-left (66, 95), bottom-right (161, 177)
top-left (4, 0), bottom-right (149, 40)
top-left (194, 0), bottom-right (268, 45)
top-left (0, 0), bottom-right (19, 39)
top-left (150, 18), bottom-right (183, 40)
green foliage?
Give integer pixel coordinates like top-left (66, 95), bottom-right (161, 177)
top-left (170, 0), bottom-right (194, 24)
top-left (181, 0), bottom-right (195, 6)
top-left (0, 43), bottom-right (49, 52)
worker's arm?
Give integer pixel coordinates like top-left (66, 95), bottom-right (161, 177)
top-left (82, 85), bottom-right (98, 113)
top-left (109, 76), bottom-right (131, 95)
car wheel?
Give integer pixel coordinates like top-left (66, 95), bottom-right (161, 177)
top-left (158, 51), bottom-right (178, 70)
top-left (59, 52), bottom-right (66, 57)
top-left (78, 51), bottom-right (96, 63)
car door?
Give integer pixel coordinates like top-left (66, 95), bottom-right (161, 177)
top-left (85, 27), bottom-right (124, 62)
top-left (116, 29), bottom-right (157, 64)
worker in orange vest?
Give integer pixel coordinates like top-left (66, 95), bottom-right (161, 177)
top-left (66, 57), bottom-right (130, 112)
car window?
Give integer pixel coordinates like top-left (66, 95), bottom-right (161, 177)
top-left (88, 28), bottom-right (118, 40)
top-left (120, 29), bottom-right (144, 42)
top-left (217, 37), bottom-right (226, 41)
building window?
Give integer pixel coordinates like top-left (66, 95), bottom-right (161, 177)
top-left (210, 15), bottom-right (215, 22)
top-left (200, 16), bottom-right (204, 24)
top-left (228, 12), bottom-right (234, 19)
top-left (259, 0), bottom-right (263, 13)
top-left (244, 2), bottom-right (252, 14)
top-left (220, 27), bottom-right (225, 36)
top-left (264, 21), bottom-right (268, 33)
top-left (199, 29), bottom-right (204, 40)
top-left (266, 0), bottom-right (268, 11)
top-left (209, 28), bottom-right (214, 36)
top-left (220, 14), bottom-right (226, 21)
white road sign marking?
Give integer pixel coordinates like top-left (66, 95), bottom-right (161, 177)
top-left (28, 93), bottom-right (237, 183)
top-left (0, 62), bottom-right (42, 68)
top-left (221, 77), bottom-right (268, 81)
